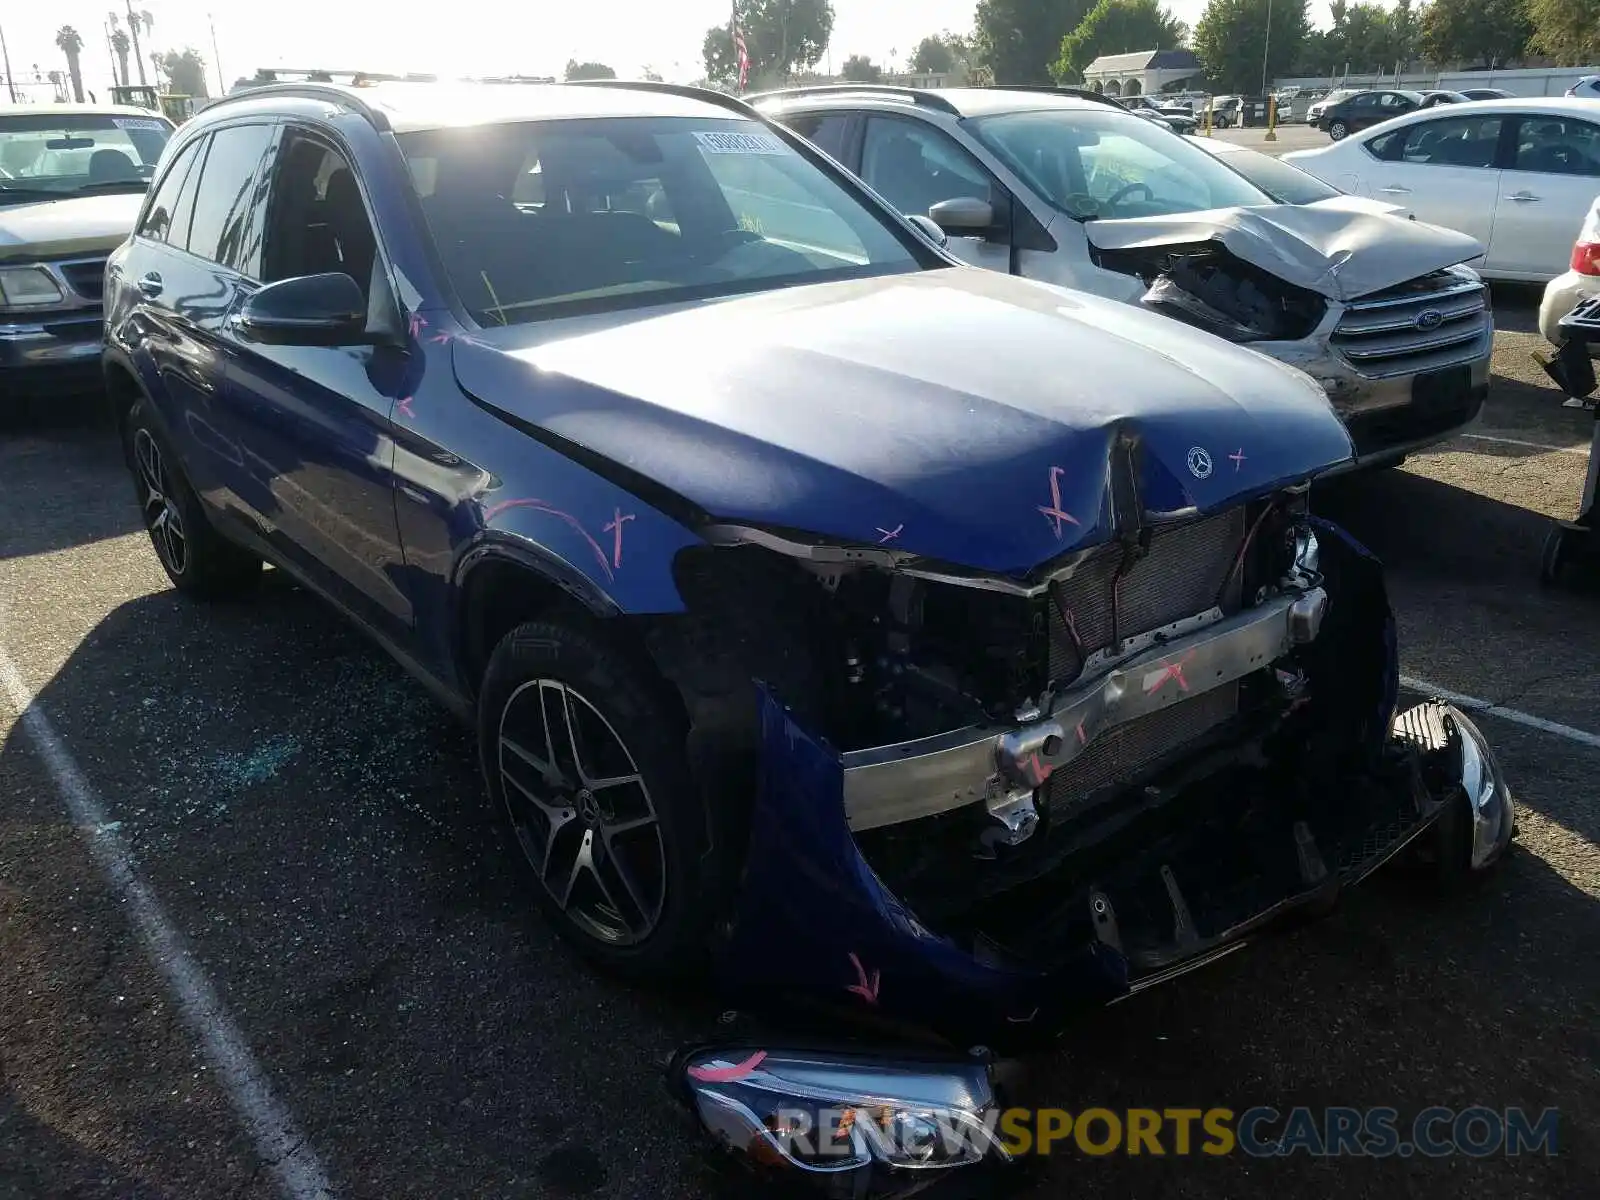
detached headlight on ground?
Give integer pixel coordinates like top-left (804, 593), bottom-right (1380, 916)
top-left (0, 265), bottom-right (66, 310)
top-left (670, 1045), bottom-right (1008, 1195)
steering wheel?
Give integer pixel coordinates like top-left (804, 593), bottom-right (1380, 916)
top-left (1106, 181), bottom-right (1155, 207)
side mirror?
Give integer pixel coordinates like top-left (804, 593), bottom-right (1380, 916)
top-left (905, 213), bottom-right (948, 248)
top-left (236, 273), bottom-right (369, 347)
top-left (928, 196), bottom-right (995, 234)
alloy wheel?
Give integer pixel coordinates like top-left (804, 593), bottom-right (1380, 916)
top-left (497, 679), bottom-right (667, 945)
top-left (1330, 121), bottom-right (1348, 140)
top-left (134, 428), bottom-right (188, 577)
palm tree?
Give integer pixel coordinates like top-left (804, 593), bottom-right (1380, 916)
top-left (55, 25), bottom-right (85, 102)
top-left (127, 8), bottom-right (152, 85)
top-left (111, 28), bottom-right (132, 88)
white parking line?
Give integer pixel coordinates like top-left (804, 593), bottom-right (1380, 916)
top-left (1401, 673), bottom-right (1600, 750)
top-left (0, 641), bottom-right (336, 1200)
top-left (1461, 433), bottom-right (1589, 458)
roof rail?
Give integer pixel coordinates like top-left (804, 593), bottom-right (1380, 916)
top-left (565, 78), bottom-right (760, 119)
top-left (199, 82), bottom-right (391, 129)
top-left (975, 84), bottom-right (1124, 110)
top-left (746, 84), bottom-right (961, 115)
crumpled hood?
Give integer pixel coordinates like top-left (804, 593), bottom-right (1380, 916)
top-left (0, 192), bottom-right (144, 262)
top-left (1084, 203), bottom-right (1482, 301)
top-left (455, 269), bottom-right (1353, 576)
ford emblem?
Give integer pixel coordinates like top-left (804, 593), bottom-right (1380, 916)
top-left (1415, 308), bottom-right (1444, 331)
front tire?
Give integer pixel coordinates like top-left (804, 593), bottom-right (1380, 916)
top-left (1329, 120), bottom-right (1349, 141)
top-left (124, 397), bottom-right (262, 598)
top-left (478, 619), bottom-right (715, 979)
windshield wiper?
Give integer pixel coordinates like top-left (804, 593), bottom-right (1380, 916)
top-left (74, 179), bottom-right (150, 193)
top-left (0, 185), bottom-right (68, 198)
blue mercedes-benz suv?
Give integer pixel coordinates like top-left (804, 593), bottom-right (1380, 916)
top-left (102, 81), bottom-right (1511, 1058)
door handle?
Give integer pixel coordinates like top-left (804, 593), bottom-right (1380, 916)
top-left (1508, 192), bottom-right (1541, 203)
top-left (137, 271), bottom-right (164, 298)
top-left (1378, 186), bottom-right (1411, 194)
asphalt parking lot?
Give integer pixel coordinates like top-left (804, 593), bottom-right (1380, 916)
top-left (3, 286), bottom-right (1598, 1200)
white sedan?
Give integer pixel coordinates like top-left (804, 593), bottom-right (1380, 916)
top-left (1283, 98), bottom-right (1600, 282)
top-left (1539, 193), bottom-right (1600, 348)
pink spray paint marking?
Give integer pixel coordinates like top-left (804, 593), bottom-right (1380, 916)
top-left (1230, 448), bottom-right (1247, 472)
top-left (1075, 718), bottom-right (1087, 746)
top-left (847, 952), bottom-right (880, 1005)
top-left (408, 311), bottom-right (428, 339)
top-left (876, 524), bottom-right (903, 544)
top-left (396, 396), bottom-right (415, 419)
top-left (687, 1050), bottom-right (768, 1083)
top-left (1142, 649), bottom-right (1197, 696)
top-left (481, 498), bottom-right (615, 583)
top-left (429, 330), bottom-right (453, 345)
top-left (1037, 466), bottom-right (1080, 539)
top-left (602, 508), bottom-right (635, 570)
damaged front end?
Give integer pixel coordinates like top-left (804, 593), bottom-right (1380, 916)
top-left (1089, 214), bottom-right (1493, 464)
top-left (660, 502), bottom-right (1512, 1192)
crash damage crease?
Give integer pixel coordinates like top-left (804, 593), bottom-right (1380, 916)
top-left (638, 512), bottom-right (1513, 1046)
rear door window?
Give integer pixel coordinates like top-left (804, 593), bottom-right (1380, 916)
top-left (1509, 117), bottom-right (1600, 177)
top-left (138, 137), bottom-right (206, 244)
top-left (782, 113), bottom-right (854, 163)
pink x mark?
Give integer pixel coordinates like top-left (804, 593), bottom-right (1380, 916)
top-left (1038, 466), bottom-right (1080, 539)
top-left (1229, 448), bottom-right (1247, 471)
top-left (846, 952), bottom-right (880, 1005)
top-left (396, 396), bottom-right (415, 419)
top-left (1143, 650), bottom-right (1197, 696)
top-left (876, 524), bottom-right (903, 544)
top-left (602, 508), bottom-right (635, 570)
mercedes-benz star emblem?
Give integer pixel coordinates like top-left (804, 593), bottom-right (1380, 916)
top-left (1414, 308), bottom-right (1444, 331)
top-left (1187, 446), bottom-right (1213, 479)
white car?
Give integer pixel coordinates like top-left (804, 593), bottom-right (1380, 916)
top-left (1283, 98), bottom-right (1600, 282)
top-left (1539, 193), bottom-right (1600, 349)
top-left (1567, 76), bottom-right (1600, 100)
top-left (757, 84), bottom-right (1493, 467)
top-left (1188, 136), bottom-right (1410, 216)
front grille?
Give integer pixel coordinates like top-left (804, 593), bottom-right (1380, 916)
top-left (1330, 271), bottom-right (1489, 380)
top-left (59, 259), bottom-right (107, 302)
top-left (1047, 507), bottom-right (1247, 683)
top-left (1047, 682), bottom-right (1239, 813)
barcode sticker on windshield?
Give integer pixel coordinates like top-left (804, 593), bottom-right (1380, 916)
top-left (112, 117), bottom-right (168, 130)
top-left (693, 131), bottom-right (788, 156)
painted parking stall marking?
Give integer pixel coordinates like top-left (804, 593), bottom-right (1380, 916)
top-left (0, 631), bottom-right (336, 1200)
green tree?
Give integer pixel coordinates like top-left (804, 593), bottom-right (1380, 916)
top-left (1193, 0), bottom-right (1309, 93)
top-left (1420, 0), bottom-right (1532, 68)
top-left (1525, 0), bottom-right (1600, 66)
top-left (911, 35), bottom-right (956, 72)
top-left (702, 0), bottom-right (836, 89)
top-left (158, 48), bottom-right (210, 99)
top-left (564, 60), bottom-right (617, 80)
top-left (1052, 0), bottom-right (1186, 83)
top-left (840, 54), bottom-right (883, 82)
top-left (1390, 0), bottom-right (1420, 66)
top-left (55, 26), bottom-right (85, 103)
top-left (976, 0), bottom-right (1097, 85)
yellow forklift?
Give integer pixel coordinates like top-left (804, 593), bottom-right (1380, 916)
top-left (108, 84), bottom-right (195, 124)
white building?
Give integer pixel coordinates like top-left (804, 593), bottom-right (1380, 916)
top-left (1082, 49), bottom-right (1202, 97)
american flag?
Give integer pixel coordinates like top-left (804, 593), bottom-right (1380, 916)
top-left (730, 4), bottom-right (750, 92)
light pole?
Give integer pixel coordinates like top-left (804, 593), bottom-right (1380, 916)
top-left (0, 20), bottom-right (18, 102)
top-left (209, 12), bottom-right (224, 95)
top-left (1260, 0), bottom-right (1273, 96)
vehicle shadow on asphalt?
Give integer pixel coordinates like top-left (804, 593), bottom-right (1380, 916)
top-left (0, 1079), bottom-right (181, 1200)
top-left (0, 408), bottom-right (142, 561)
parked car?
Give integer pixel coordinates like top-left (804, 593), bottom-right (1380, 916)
top-left (1305, 88), bottom-right (1359, 127)
top-left (1314, 89), bottom-right (1425, 140)
top-left (760, 85), bottom-right (1492, 465)
top-left (1419, 90), bottom-right (1470, 108)
top-left (1207, 94), bottom-right (1241, 128)
top-left (1284, 98), bottom-right (1600, 282)
top-left (1566, 76), bottom-right (1600, 100)
top-left (1539, 193), bottom-right (1600, 350)
top-left (104, 80), bottom-right (1513, 1147)
top-left (1, 103), bottom-right (173, 399)
top-left (1461, 88), bottom-right (1514, 101)
top-left (1188, 136), bottom-right (1409, 215)
top-left (1121, 94), bottom-right (1198, 133)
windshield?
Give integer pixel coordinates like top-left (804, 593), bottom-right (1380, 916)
top-left (1207, 145), bottom-right (1341, 205)
top-left (0, 112), bottom-right (172, 204)
top-left (968, 108), bottom-right (1270, 221)
top-left (399, 116), bottom-right (926, 326)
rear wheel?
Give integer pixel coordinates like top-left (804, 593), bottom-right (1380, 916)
top-left (125, 398), bottom-right (262, 598)
top-left (478, 619), bottom-right (716, 978)
top-left (1329, 120), bottom-right (1349, 141)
